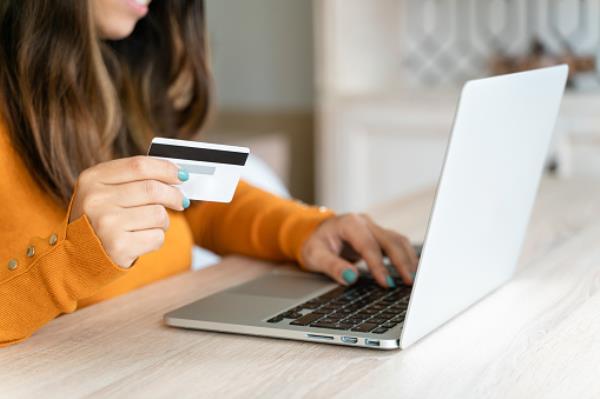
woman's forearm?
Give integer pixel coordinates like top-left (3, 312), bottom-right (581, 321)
top-left (184, 181), bottom-right (335, 263)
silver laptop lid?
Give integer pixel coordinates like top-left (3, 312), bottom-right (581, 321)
top-left (400, 66), bottom-right (568, 348)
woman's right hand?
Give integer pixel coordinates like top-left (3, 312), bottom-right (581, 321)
top-left (70, 156), bottom-right (189, 268)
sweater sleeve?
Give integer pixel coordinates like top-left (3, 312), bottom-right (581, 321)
top-left (0, 214), bottom-right (128, 347)
top-left (184, 181), bottom-right (335, 265)
top-left (0, 129), bottom-right (128, 347)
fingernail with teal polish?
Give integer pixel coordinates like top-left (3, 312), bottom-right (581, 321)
top-left (178, 169), bottom-right (189, 182)
top-left (182, 196), bottom-right (191, 209)
top-left (342, 269), bottom-right (357, 285)
top-left (410, 271), bottom-right (417, 280)
top-left (386, 276), bottom-right (396, 288)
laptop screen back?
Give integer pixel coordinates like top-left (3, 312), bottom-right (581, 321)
top-left (401, 66), bottom-right (568, 348)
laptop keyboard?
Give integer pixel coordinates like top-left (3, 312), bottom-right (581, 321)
top-left (266, 278), bottom-right (411, 334)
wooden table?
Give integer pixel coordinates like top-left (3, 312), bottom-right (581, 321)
top-left (3, 178), bottom-right (600, 398)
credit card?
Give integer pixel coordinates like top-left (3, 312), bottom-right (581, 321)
top-left (148, 137), bottom-right (250, 203)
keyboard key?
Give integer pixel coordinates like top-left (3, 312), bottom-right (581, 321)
top-left (290, 313), bottom-right (323, 326)
top-left (319, 306), bottom-right (337, 313)
top-left (267, 316), bottom-right (284, 323)
top-left (372, 327), bottom-right (389, 334)
top-left (354, 311), bottom-right (372, 319)
top-left (281, 311), bottom-right (302, 319)
top-left (328, 313), bottom-right (345, 320)
top-left (370, 317), bottom-right (388, 325)
top-left (344, 318), bottom-right (363, 326)
top-left (336, 322), bottom-right (354, 330)
top-left (345, 304), bottom-right (363, 312)
top-left (317, 287), bottom-right (346, 301)
top-left (351, 323), bottom-right (378, 333)
top-left (310, 321), bottom-right (345, 329)
top-left (318, 318), bottom-right (337, 324)
top-left (301, 302), bottom-right (321, 309)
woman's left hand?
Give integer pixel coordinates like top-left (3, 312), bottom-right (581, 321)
top-left (300, 214), bottom-right (418, 288)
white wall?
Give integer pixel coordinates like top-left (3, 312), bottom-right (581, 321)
top-left (205, 0), bottom-right (315, 112)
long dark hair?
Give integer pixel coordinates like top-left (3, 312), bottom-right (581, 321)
top-left (0, 0), bottom-right (211, 205)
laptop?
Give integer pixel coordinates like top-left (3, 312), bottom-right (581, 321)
top-left (165, 65), bottom-right (568, 350)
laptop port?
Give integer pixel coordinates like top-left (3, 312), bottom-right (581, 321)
top-left (365, 339), bottom-right (380, 347)
top-left (341, 336), bottom-right (358, 344)
top-left (306, 334), bottom-right (334, 341)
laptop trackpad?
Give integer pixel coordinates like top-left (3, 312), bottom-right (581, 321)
top-left (228, 271), bottom-right (334, 300)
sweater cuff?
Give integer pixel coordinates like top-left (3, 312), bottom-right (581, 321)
top-left (33, 214), bottom-right (128, 313)
top-left (64, 214), bottom-right (129, 281)
top-left (62, 184), bottom-right (128, 294)
top-left (279, 205), bottom-right (335, 267)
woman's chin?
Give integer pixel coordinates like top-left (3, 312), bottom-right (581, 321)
top-left (98, 20), bottom-right (137, 40)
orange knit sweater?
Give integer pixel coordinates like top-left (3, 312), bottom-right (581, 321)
top-left (0, 122), bottom-right (333, 346)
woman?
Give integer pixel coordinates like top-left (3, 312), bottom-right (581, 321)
top-left (0, 0), bottom-right (417, 346)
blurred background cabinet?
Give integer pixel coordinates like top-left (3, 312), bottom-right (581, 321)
top-left (314, 0), bottom-right (600, 212)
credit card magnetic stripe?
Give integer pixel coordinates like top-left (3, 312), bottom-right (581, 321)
top-left (148, 143), bottom-right (249, 165)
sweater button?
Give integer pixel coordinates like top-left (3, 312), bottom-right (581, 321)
top-left (48, 233), bottom-right (58, 246)
top-left (26, 245), bottom-right (36, 257)
top-left (7, 259), bottom-right (18, 271)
